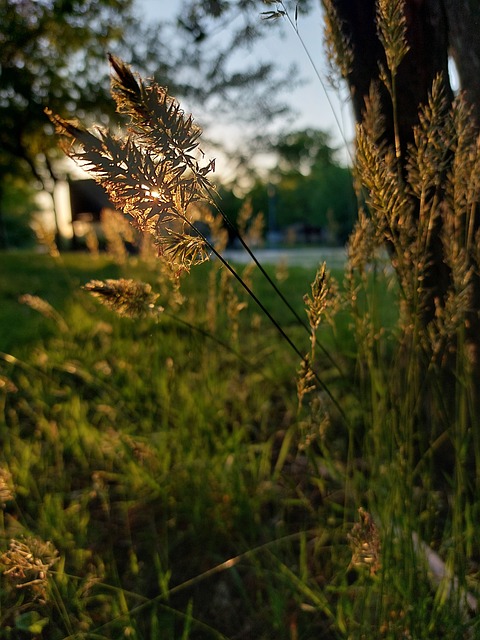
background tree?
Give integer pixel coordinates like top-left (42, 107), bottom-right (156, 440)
top-left (238, 128), bottom-right (356, 243)
top-left (160, 1), bottom-right (293, 127)
top-left (270, 129), bottom-right (355, 241)
top-left (322, 0), bottom-right (480, 263)
top-left (0, 177), bottom-right (38, 248)
top-left (0, 0), bottom-right (140, 247)
top-left (323, 0), bottom-right (453, 155)
top-left (322, 0), bottom-right (480, 409)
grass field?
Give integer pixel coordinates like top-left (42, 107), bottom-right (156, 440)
top-left (0, 250), bottom-right (342, 638)
top-left (3, 1), bottom-right (480, 635)
top-left (0, 249), bottom-right (478, 639)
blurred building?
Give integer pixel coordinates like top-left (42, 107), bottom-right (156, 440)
top-left (68, 179), bottom-right (114, 247)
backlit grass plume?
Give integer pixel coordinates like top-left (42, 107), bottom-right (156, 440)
top-left (322, 0), bottom-right (354, 85)
top-left (84, 278), bottom-right (160, 318)
top-left (19, 294), bottom-right (69, 333)
top-left (48, 56), bottom-right (343, 407)
top-left (0, 467), bottom-right (14, 506)
top-left (1, 537), bottom-right (59, 602)
top-left (47, 55), bottom-right (318, 340)
top-left (47, 55), bottom-right (216, 274)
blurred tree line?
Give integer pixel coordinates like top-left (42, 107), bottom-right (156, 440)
top-left (219, 129), bottom-right (356, 245)
top-left (3, 0), bottom-right (480, 250)
top-left (252, 129), bottom-right (355, 244)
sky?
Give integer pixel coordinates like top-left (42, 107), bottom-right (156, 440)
top-left (135, 0), bottom-right (356, 168)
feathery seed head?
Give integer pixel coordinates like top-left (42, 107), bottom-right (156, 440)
top-left (348, 508), bottom-right (381, 575)
top-left (1, 537), bottom-right (59, 601)
top-left (84, 279), bottom-right (160, 318)
top-left (0, 467), bottom-right (15, 506)
top-left (47, 57), bottom-right (217, 275)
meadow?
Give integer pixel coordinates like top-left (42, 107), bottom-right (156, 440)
top-left (1, 241), bottom-right (477, 639)
top-left (0, 249), bottom-right (350, 639)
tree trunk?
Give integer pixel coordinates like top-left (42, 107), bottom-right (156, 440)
top-left (445, 0), bottom-right (480, 125)
top-left (327, 0), bottom-right (451, 154)
top-left (0, 184), bottom-right (7, 250)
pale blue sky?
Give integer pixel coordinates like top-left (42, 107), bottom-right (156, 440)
top-left (135, 0), bottom-right (355, 170)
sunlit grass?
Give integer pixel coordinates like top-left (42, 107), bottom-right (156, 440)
top-left (1, 250), bottom-right (355, 638)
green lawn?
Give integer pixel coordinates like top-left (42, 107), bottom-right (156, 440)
top-left (0, 251), bottom-right (339, 638)
top-left (0, 250), bottom-right (476, 639)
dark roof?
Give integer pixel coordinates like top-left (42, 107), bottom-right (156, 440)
top-left (69, 179), bottom-right (114, 221)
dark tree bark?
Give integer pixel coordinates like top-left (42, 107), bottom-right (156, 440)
top-left (325, 0), bottom-right (480, 310)
top-left (0, 185), bottom-right (6, 250)
top-left (445, 0), bottom-right (480, 125)
top-left (325, 0), bottom-right (480, 137)
top-left (327, 0), bottom-right (455, 322)
top-left (328, 0), bottom-right (452, 155)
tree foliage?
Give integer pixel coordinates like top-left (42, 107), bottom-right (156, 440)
top-left (0, 176), bottom-right (38, 248)
top-left (0, 0), bottom-right (295, 185)
top-left (274, 129), bottom-right (336, 174)
top-left (324, 0), bottom-right (480, 413)
top-left (165, 0), bottom-right (294, 125)
top-left (272, 129), bottom-right (355, 240)
top-left (0, 0), bottom-right (138, 186)
top-left (229, 129), bottom-right (356, 243)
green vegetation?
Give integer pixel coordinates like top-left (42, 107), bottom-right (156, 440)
top-left (0, 178), bottom-right (38, 250)
top-left (0, 250), bottom-right (349, 639)
top-left (2, 2), bottom-right (480, 638)
top-left (0, 0), bottom-right (140, 246)
top-left (232, 130), bottom-right (357, 244)
top-left (0, 0), bottom-right (291, 249)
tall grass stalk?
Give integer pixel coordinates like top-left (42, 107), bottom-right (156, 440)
top-left (334, 1), bottom-right (479, 635)
top-left (45, 24), bottom-right (479, 632)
